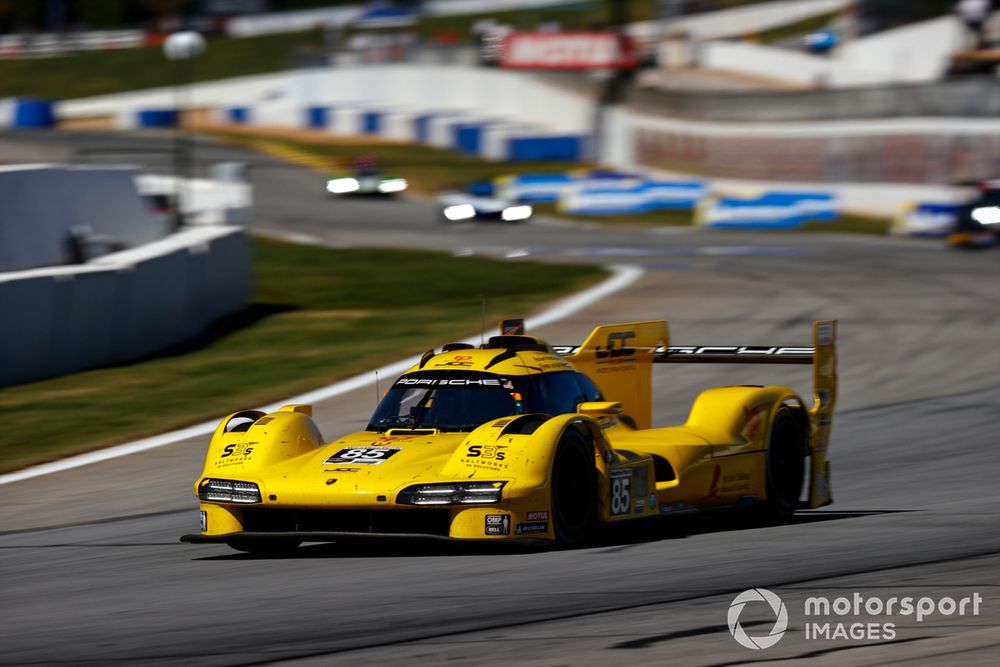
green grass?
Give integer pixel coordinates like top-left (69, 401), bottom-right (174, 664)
top-left (0, 30), bottom-right (324, 100)
top-left (0, 238), bottom-right (606, 473)
top-left (801, 214), bottom-right (893, 236)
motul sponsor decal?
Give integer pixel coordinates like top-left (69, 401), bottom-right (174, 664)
top-left (500, 32), bottom-right (638, 70)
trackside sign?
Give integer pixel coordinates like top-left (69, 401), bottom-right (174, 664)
top-left (500, 32), bottom-right (638, 69)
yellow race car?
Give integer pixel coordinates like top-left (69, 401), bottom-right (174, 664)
top-left (181, 319), bottom-right (837, 553)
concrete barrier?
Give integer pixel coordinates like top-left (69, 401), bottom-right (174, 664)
top-left (625, 77), bottom-right (1000, 122)
top-left (628, 0), bottom-right (851, 43)
top-left (137, 109), bottom-right (178, 128)
top-left (609, 106), bottom-right (1000, 190)
top-left (507, 135), bottom-right (586, 161)
top-left (697, 14), bottom-right (967, 89)
top-left (305, 105), bottom-right (329, 129)
top-left (0, 98), bottom-right (56, 128)
top-left (0, 226), bottom-right (250, 386)
top-left (58, 65), bottom-right (593, 136)
top-left (0, 165), bottom-right (166, 272)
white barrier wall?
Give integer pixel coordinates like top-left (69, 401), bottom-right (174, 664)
top-left (0, 165), bottom-right (165, 272)
top-left (698, 15), bottom-right (969, 88)
top-left (0, 226), bottom-right (249, 386)
top-left (700, 41), bottom-right (887, 87)
top-left (837, 16), bottom-right (966, 83)
top-left (629, 0), bottom-right (851, 41)
top-left (134, 174), bottom-right (253, 225)
top-left (58, 65), bottom-right (594, 134)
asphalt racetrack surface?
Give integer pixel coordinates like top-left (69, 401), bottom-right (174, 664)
top-left (1, 131), bottom-right (998, 666)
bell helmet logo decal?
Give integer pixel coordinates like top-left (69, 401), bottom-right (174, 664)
top-left (728, 588), bottom-right (788, 649)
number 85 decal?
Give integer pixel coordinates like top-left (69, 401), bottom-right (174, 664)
top-left (610, 471), bottom-right (631, 516)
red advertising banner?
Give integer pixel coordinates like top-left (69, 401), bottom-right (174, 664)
top-left (500, 31), bottom-right (638, 70)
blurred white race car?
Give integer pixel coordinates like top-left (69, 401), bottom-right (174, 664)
top-left (439, 192), bottom-right (533, 223)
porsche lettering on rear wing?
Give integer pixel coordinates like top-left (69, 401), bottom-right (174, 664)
top-left (552, 344), bottom-right (814, 364)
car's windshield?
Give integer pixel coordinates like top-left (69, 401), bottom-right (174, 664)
top-left (368, 373), bottom-right (522, 432)
top-left (367, 370), bottom-right (603, 433)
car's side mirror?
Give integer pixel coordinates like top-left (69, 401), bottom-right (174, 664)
top-left (577, 401), bottom-right (623, 417)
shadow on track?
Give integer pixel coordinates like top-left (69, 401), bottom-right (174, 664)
top-left (588, 509), bottom-right (915, 553)
top-left (192, 509), bottom-right (911, 561)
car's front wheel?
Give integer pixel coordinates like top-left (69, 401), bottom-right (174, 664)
top-left (550, 430), bottom-right (597, 545)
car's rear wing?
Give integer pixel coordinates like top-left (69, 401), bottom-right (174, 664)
top-left (548, 319), bottom-right (837, 508)
top-left (552, 344), bottom-right (815, 364)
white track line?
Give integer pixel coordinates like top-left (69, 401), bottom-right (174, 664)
top-left (0, 264), bottom-right (644, 486)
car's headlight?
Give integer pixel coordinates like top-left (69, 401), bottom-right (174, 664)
top-left (971, 206), bottom-right (1000, 226)
top-left (326, 177), bottom-right (360, 194)
top-left (502, 205), bottom-right (532, 221)
top-left (443, 204), bottom-right (476, 221)
top-left (397, 481), bottom-right (505, 505)
top-left (198, 478), bottom-right (262, 504)
top-left (378, 178), bottom-right (408, 193)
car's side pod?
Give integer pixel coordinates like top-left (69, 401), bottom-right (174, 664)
top-left (559, 320), bottom-right (837, 509)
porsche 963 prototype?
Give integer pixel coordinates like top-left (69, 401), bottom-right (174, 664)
top-left (182, 319), bottom-right (837, 553)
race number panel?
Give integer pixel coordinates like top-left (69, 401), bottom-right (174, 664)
top-left (610, 469), bottom-right (632, 516)
top-left (324, 447), bottom-right (401, 465)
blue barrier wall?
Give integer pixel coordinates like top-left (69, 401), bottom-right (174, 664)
top-left (12, 99), bottom-right (55, 128)
top-left (306, 106), bottom-right (328, 128)
top-left (702, 192), bottom-right (839, 229)
top-left (497, 173), bottom-right (578, 202)
top-left (228, 107), bottom-right (250, 124)
top-left (507, 135), bottom-right (585, 161)
top-left (562, 180), bottom-right (707, 215)
top-left (362, 111), bottom-right (382, 134)
top-left (137, 109), bottom-right (178, 128)
top-left (454, 124), bottom-right (484, 154)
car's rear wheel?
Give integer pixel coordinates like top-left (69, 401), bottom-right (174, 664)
top-left (550, 430), bottom-right (597, 545)
top-left (765, 406), bottom-right (807, 517)
top-left (226, 538), bottom-right (301, 556)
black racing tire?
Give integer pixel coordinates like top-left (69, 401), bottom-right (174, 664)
top-left (765, 406), bottom-right (808, 517)
top-left (550, 430), bottom-right (597, 545)
top-left (226, 538), bottom-right (301, 556)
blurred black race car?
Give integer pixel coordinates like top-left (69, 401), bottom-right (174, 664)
top-left (949, 179), bottom-right (1000, 247)
top-left (438, 192), bottom-right (533, 223)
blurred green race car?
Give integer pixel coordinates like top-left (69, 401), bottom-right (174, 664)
top-left (326, 155), bottom-right (407, 196)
